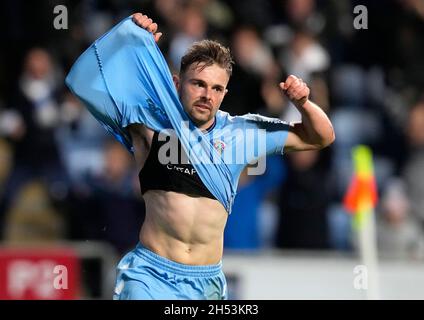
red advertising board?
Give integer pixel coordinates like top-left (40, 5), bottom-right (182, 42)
top-left (0, 247), bottom-right (80, 300)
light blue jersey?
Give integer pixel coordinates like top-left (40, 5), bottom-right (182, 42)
top-left (191, 111), bottom-right (290, 195)
top-left (65, 17), bottom-right (290, 214)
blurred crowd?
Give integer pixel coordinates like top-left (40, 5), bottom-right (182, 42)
top-left (1, 0), bottom-right (424, 260)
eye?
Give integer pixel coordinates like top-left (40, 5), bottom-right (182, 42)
top-left (213, 87), bottom-right (223, 92)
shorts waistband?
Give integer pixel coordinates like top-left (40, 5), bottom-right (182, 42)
top-left (134, 243), bottom-right (222, 277)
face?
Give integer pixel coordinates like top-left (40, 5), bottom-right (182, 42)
top-left (25, 48), bottom-right (52, 79)
top-left (174, 63), bottom-right (229, 130)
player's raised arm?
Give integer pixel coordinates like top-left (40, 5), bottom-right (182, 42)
top-left (281, 75), bottom-right (335, 152)
top-left (131, 13), bottom-right (163, 43)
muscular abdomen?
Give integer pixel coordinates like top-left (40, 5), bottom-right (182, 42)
top-left (140, 190), bottom-right (228, 265)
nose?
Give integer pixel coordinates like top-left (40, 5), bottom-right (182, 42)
top-left (201, 87), bottom-right (213, 101)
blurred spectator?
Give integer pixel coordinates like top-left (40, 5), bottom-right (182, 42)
top-left (329, 65), bottom-right (383, 197)
top-left (224, 25), bottom-right (279, 115)
top-left (8, 48), bottom-right (62, 169)
top-left (377, 178), bottom-right (424, 259)
top-left (279, 28), bottom-right (329, 84)
top-left (2, 48), bottom-right (68, 215)
top-left (275, 27), bottom-right (330, 123)
top-left (275, 149), bottom-right (332, 249)
top-left (3, 180), bottom-right (65, 243)
top-left (224, 156), bottom-right (286, 250)
top-left (153, 0), bottom-right (181, 28)
top-left (264, 0), bottom-right (328, 48)
top-left (168, 3), bottom-right (207, 71)
top-left (66, 140), bottom-right (145, 255)
top-left (284, 0), bottom-right (323, 32)
top-left (402, 100), bottom-right (424, 240)
top-left (232, 26), bottom-right (278, 80)
top-left (386, 0), bottom-right (424, 89)
top-left (56, 92), bottom-right (108, 186)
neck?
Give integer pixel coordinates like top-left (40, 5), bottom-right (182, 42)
top-left (199, 118), bottom-right (216, 133)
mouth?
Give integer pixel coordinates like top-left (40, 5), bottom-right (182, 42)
top-left (194, 103), bottom-right (212, 111)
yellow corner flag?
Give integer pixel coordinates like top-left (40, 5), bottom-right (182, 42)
top-left (343, 145), bottom-right (378, 229)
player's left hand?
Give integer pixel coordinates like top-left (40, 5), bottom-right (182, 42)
top-left (131, 13), bottom-right (163, 43)
top-left (279, 75), bottom-right (310, 108)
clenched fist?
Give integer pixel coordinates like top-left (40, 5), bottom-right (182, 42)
top-left (280, 75), bottom-right (310, 109)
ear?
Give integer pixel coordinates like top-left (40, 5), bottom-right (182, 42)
top-left (172, 74), bottom-right (180, 91)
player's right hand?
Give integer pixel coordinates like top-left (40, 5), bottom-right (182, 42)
top-left (131, 13), bottom-right (163, 43)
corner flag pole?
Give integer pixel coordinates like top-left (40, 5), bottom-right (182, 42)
top-left (343, 145), bottom-right (380, 299)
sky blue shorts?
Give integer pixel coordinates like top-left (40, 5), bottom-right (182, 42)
top-left (113, 243), bottom-right (227, 300)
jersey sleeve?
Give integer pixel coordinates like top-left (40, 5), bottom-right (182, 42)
top-left (241, 113), bottom-right (291, 158)
top-left (65, 17), bottom-right (181, 153)
top-left (66, 18), bottom-right (236, 213)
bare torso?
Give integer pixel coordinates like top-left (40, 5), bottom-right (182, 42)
top-left (128, 124), bottom-right (228, 265)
